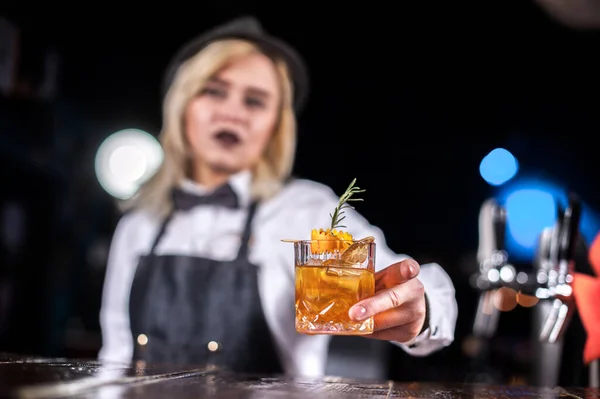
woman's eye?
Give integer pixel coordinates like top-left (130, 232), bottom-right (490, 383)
top-left (245, 97), bottom-right (265, 108)
top-left (201, 87), bottom-right (225, 97)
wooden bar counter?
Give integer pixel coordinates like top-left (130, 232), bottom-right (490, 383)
top-left (1, 352), bottom-right (598, 398)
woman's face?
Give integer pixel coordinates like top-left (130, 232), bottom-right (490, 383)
top-left (184, 52), bottom-right (281, 179)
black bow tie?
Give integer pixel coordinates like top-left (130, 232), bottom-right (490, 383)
top-left (172, 183), bottom-right (239, 211)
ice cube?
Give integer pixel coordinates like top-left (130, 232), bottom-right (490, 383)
top-left (304, 258), bottom-right (324, 267)
top-left (324, 267), bottom-right (362, 293)
top-left (323, 258), bottom-right (356, 268)
top-left (325, 267), bottom-right (363, 277)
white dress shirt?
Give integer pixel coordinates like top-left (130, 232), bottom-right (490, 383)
top-left (98, 170), bottom-right (458, 377)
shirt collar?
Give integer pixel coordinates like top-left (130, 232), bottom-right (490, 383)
top-left (179, 170), bottom-right (252, 208)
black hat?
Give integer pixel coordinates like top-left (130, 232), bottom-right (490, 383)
top-left (162, 16), bottom-right (309, 113)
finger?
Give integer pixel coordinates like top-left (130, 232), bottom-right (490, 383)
top-left (349, 284), bottom-right (417, 321)
top-left (366, 320), bottom-right (424, 342)
top-left (372, 303), bottom-right (425, 332)
top-left (375, 259), bottom-right (420, 290)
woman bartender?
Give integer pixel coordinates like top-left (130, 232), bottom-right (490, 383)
top-left (98, 16), bottom-right (458, 377)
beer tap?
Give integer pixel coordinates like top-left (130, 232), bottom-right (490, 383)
top-left (470, 198), bottom-right (539, 303)
top-left (470, 195), bottom-right (581, 317)
top-left (529, 194), bottom-right (581, 387)
top-left (538, 194), bottom-right (581, 343)
top-left (471, 198), bottom-right (506, 340)
top-left (463, 199), bottom-right (508, 383)
top-left (469, 194), bottom-right (583, 386)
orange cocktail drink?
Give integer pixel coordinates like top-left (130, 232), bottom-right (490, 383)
top-left (284, 178), bottom-right (376, 335)
top-left (294, 235), bottom-right (375, 334)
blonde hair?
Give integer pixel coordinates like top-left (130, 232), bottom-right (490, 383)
top-left (121, 39), bottom-right (297, 218)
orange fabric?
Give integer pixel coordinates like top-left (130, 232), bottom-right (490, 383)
top-left (589, 232), bottom-right (600, 277)
top-left (572, 232), bottom-right (600, 365)
top-left (573, 273), bottom-right (600, 364)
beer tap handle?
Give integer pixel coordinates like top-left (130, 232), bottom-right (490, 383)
top-left (557, 194), bottom-right (581, 280)
top-left (477, 199), bottom-right (498, 268)
top-left (472, 199), bottom-right (505, 339)
top-left (549, 203), bottom-right (564, 267)
top-left (534, 227), bottom-right (552, 272)
top-left (539, 194), bottom-right (581, 343)
top-left (540, 298), bottom-right (571, 343)
top-left (492, 205), bottom-right (506, 256)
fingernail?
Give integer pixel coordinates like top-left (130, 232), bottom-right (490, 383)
top-left (408, 264), bottom-right (415, 277)
top-left (349, 304), bottom-right (367, 320)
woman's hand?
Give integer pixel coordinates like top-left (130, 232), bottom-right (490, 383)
top-left (348, 259), bottom-right (427, 342)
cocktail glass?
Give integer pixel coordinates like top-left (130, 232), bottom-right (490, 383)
top-left (294, 237), bottom-right (375, 335)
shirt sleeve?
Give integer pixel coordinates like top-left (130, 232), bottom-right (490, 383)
top-left (390, 261), bottom-right (457, 356)
top-left (307, 184), bottom-right (458, 356)
top-left (97, 213), bottom-right (140, 364)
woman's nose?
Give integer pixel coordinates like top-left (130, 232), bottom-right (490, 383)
top-left (216, 95), bottom-right (248, 124)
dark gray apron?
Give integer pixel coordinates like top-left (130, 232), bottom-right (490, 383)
top-left (128, 201), bottom-right (283, 374)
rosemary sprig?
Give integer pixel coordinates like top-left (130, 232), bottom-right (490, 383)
top-left (329, 178), bottom-right (365, 230)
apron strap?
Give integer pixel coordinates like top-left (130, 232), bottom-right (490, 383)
top-left (236, 201), bottom-right (259, 261)
top-left (149, 212), bottom-right (174, 254)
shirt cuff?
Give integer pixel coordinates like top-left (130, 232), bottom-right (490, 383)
top-left (401, 292), bottom-right (433, 348)
top-left (391, 288), bottom-right (452, 356)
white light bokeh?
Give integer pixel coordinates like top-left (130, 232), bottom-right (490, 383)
top-left (95, 129), bottom-right (163, 200)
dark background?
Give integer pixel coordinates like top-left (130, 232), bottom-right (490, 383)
top-left (1, 0), bottom-right (599, 387)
